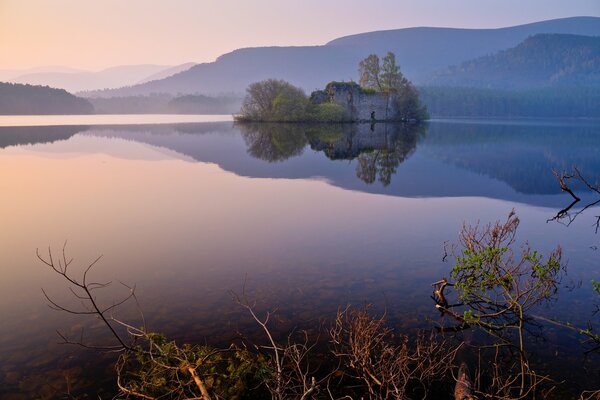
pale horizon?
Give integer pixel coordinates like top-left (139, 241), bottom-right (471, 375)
top-left (1, 0), bottom-right (599, 71)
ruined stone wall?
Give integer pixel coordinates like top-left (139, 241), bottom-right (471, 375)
top-left (323, 82), bottom-right (399, 122)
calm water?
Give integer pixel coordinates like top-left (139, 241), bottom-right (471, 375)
top-left (1, 117), bottom-right (600, 397)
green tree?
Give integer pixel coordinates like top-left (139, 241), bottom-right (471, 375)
top-left (358, 54), bottom-right (382, 91)
top-left (238, 79), bottom-right (308, 121)
top-left (380, 52), bottom-right (408, 92)
top-left (358, 52), bottom-right (428, 121)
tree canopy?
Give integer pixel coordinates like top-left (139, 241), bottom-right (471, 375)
top-left (359, 52), bottom-right (410, 93)
top-left (238, 79), bottom-right (308, 122)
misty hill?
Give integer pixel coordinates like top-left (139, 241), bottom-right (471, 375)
top-left (0, 66), bottom-right (86, 82)
top-left (86, 16), bottom-right (600, 97)
top-left (10, 64), bottom-right (194, 93)
top-left (87, 93), bottom-right (241, 114)
top-left (429, 34), bottom-right (600, 89)
top-left (136, 63), bottom-right (197, 84)
top-left (0, 82), bottom-right (93, 115)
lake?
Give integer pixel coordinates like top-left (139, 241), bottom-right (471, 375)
top-left (1, 116), bottom-right (599, 397)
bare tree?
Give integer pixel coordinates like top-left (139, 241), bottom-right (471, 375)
top-left (330, 306), bottom-right (458, 400)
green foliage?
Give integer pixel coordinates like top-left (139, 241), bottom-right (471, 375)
top-left (592, 279), bottom-right (600, 296)
top-left (119, 332), bottom-right (270, 399)
top-left (307, 103), bottom-right (349, 122)
top-left (359, 87), bottom-right (377, 95)
top-left (449, 212), bottom-right (563, 330)
top-left (237, 79), bottom-right (308, 122)
top-left (357, 52), bottom-right (429, 121)
top-left (358, 54), bottom-right (382, 91)
top-left (271, 89), bottom-right (309, 122)
top-left (380, 52), bottom-right (405, 92)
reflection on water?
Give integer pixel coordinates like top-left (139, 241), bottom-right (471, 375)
top-left (1, 119), bottom-right (600, 396)
top-left (239, 122), bottom-right (424, 186)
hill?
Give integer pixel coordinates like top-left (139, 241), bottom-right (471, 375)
top-left (10, 64), bottom-right (194, 93)
top-left (0, 82), bottom-right (93, 115)
top-left (429, 34), bottom-right (600, 89)
top-left (85, 17), bottom-right (600, 97)
top-left (136, 63), bottom-right (197, 85)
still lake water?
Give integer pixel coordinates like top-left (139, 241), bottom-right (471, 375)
top-left (1, 116), bottom-right (600, 397)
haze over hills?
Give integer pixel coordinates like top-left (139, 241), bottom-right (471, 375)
top-left (135, 63), bottom-right (197, 85)
top-left (7, 64), bottom-right (195, 93)
top-left (84, 16), bottom-right (600, 97)
top-left (0, 66), bottom-right (87, 83)
top-left (429, 34), bottom-right (600, 89)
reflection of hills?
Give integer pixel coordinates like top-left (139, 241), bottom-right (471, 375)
top-left (0, 125), bottom-right (87, 148)
top-left (420, 121), bottom-right (600, 194)
top-left (4, 120), bottom-right (600, 207)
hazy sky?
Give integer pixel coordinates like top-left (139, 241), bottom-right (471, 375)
top-left (1, 0), bottom-right (599, 70)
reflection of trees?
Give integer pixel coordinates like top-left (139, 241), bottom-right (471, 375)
top-left (548, 166), bottom-right (600, 233)
top-left (308, 123), bottom-right (426, 186)
top-left (238, 122), bottom-right (426, 185)
top-left (237, 123), bottom-right (308, 162)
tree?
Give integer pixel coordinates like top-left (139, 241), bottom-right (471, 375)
top-left (432, 211), bottom-right (564, 397)
top-left (358, 52), bottom-right (429, 121)
top-left (238, 79), bottom-right (308, 122)
top-left (380, 52), bottom-right (408, 92)
top-left (358, 54), bottom-right (382, 91)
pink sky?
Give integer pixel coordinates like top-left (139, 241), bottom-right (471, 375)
top-left (1, 0), bottom-right (598, 70)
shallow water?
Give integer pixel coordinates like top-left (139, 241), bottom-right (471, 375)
top-left (0, 118), bottom-right (599, 397)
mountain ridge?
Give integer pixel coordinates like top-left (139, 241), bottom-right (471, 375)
top-left (83, 16), bottom-right (600, 97)
top-left (429, 33), bottom-right (600, 89)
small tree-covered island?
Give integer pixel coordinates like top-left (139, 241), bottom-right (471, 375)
top-left (235, 52), bottom-right (428, 123)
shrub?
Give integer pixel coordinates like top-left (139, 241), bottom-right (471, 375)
top-left (237, 79), bottom-right (308, 122)
top-left (307, 103), bottom-right (349, 122)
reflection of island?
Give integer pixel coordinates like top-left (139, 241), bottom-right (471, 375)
top-left (4, 120), bottom-right (600, 207)
top-left (239, 122), bottom-right (424, 186)
top-left (309, 124), bottom-right (424, 186)
top-left (0, 125), bottom-right (88, 149)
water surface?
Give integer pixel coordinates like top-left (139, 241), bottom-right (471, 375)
top-left (1, 117), bottom-right (599, 397)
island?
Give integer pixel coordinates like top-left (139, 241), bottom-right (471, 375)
top-left (234, 52), bottom-right (428, 123)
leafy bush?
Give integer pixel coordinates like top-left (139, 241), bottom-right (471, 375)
top-left (236, 79), bottom-right (308, 122)
top-left (307, 103), bottom-right (348, 122)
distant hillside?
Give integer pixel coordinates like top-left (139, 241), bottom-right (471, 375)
top-left (418, 86), bottom-right (600, 118)
top-left (10, 64), bottom-right (187, 93)
top-left (0, 82), bottom-right (93, 115)
top-left (136, 63), bottom-right (196, 84)
top-left (87, 93), bottom-right (240, 114)
top-left (430, 34), bottom-right (600, 89)
top-left (87, 16), bottom-right (600, 97)
top-left (0, 66), bottom-right (86, 82)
